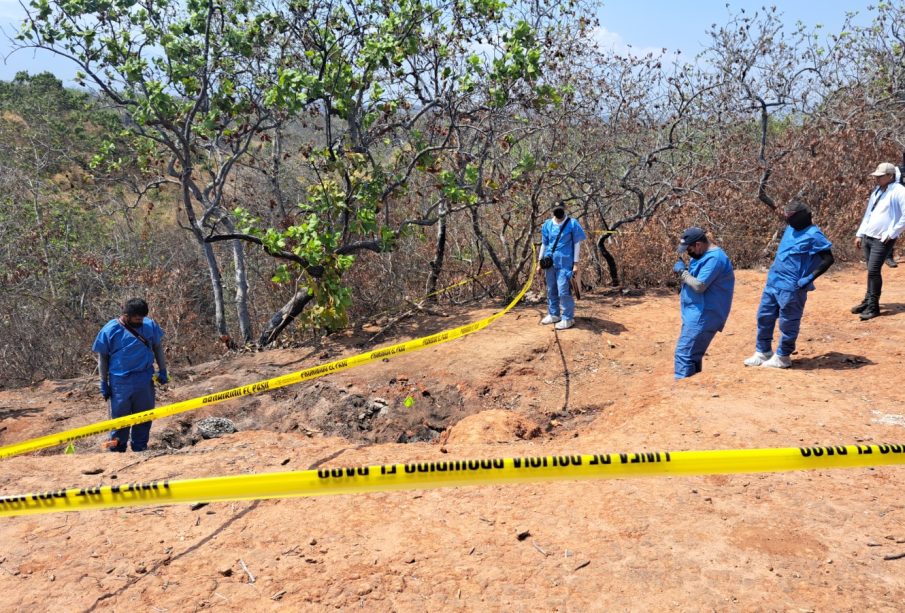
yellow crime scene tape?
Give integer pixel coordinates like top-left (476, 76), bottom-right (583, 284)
top-left (367, 270), bottom-right (496, 323)
top-left (0, 258), bottom-right (535, 460)
top-left (1, 443), bottom-right (903, 517)
top-left (421, 270), bottom-right (494, 301)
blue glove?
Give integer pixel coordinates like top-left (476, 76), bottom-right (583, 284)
top-left (99, 380), bottom-right (111, 401)
top-left (673, 260), bottom-right (686, 273)
top-left (797, 274), bottom-right (814, 289)
top-left (156, 370), bottom-right (169, 385)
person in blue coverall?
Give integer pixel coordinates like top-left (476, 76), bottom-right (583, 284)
top-left (93, 298), bottom-right (168, 452)
top-left (744, 201), bottom-right (834, 369)
top-left (537, 204), bottom-right (587, 330)
top-left (673, 227), bottom-right (735, 380)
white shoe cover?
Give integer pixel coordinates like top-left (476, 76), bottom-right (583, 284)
top-left (743, 351), bottom-right (773, 367)
top-left (761, 354), bottom-right (791, 369)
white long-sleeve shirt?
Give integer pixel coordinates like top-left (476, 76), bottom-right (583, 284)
top-left (856, 182), bottom-right (905, 241)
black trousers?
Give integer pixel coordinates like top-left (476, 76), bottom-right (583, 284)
top-left (862, 236), bottom-right (895, 303)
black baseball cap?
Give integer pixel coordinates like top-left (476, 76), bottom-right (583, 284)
top-left (676, 227), bottom-right (706, 254)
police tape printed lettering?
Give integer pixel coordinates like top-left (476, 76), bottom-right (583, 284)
top-left (619, 452), bottom-right (670, 464)
top-left (317, 467), bottom-right (370, 479)
top-left (799, 445), bottom-right (849, 457)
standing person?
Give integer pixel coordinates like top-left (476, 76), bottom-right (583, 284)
top-left (673, 227), bottom-right (735, 380)
top-left (852, 162), bottom-right (905, 320)
top-left (537, 204), bottom-right (587, 330)
top-left (884, 167), bottom-right (905, 268)
top-left (93, 298), bottom-right (167, 452)
top-left (744, 202), bottom-right (834, 369)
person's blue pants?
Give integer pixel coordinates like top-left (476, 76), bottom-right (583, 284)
top-left (675, 321), bottom-right (719, 379)
top-left (108, 374), bottom-right (155, 452)
top-left (755, 286), bottom-right (808, 357)
top-left (545, 266), bottom-right (575, 320)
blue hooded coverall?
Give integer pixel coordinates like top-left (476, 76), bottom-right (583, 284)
top-left (675, 247), bottom-right (735, 379)
top-left (92, 318), bottom-right (164, 452)
top-left (755, 225), bottom-right (832, 357)
top-left (541, 217), bottom-right (587, 321)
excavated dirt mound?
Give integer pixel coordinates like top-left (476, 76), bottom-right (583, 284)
top-left (2, 265), bottom-right (905, 610)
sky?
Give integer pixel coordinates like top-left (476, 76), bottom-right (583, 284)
top-left (0, 0), bottom-right (874, 84)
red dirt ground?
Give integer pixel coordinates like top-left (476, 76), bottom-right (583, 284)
top-left (2, 264), bottom-right (905, 611)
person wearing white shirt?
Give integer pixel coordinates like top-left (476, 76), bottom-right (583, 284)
top-left (852, 162), bottom-right (905, 320)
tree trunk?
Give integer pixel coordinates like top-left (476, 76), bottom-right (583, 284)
top-left (597, 235), bottom-right (619, 286)
top-left (181, 177), bottom-right (228, 338)
top-left (425, 204), bottom-right (448, 302)
top-left (198, 236), bottom-right (229, 337)
top-left (470, 207), bottom-right (515, 294)
top-left (258, 288), bottom-right (314, 346)
top-left (231, 239), bottom-right (252, 343)
top-left (220, 217), bottom-right (252, 343)
top-left (271, 125), bottom-right (288, 218)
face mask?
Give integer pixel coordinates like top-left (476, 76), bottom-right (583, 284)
top-left (553, 208), bottom-right (565, 220)
top-left (688, 245), bottom-right (704, 259)
top-left (786, 210), bottom-right (812, 231)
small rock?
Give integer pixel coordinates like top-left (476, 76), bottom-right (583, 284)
top-left (309, 538), bottom-right (317, 546)
top-left (196, 417), bottom-right (237, 439)
top-left (516, 529), bottom-right (531, 541)
top-left (80, 467), bottom-right (105, 475)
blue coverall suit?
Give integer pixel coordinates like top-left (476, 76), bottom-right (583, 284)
top-left (92, 318), bottom-right (164, 452)
top-left (755, 225), bottom-right (832, 357)
top-left (675, 247), bottom-right (735, 379)
top-left (541, 217), bottom-right (587, 321)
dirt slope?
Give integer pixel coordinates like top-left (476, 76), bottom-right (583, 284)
top-left (2, 264), bottom-right (905, 611)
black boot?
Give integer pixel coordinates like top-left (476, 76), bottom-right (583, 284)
top-left (851, 297), bottom-right (869, 314)
top-left (860, 300), bottom-right (880, 320)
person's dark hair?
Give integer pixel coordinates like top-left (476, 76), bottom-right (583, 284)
top-left (784, 200), bottom-right (813, 230)
top-left (552, 206), bottom-right (566, 220)
top-left (123, 298), bottom-right (149, 318)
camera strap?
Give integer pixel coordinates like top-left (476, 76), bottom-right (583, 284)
top-left (546, 217), bottom-right (570, 258)
top-left (118, 317), bottom-right (150, 348)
